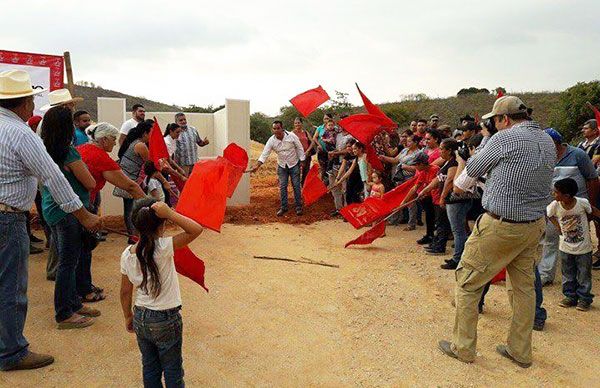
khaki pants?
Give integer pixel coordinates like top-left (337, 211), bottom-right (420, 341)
top-left (452, 213), bottom-right (545, 364)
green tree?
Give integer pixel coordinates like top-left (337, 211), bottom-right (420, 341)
top-left (457, 87), bottom-right (490, 96)
top-left (182, 104), bottom-right (225, 113)
top-left (549, 81), bottom-right (600, 142)
top-left (250, 112), bottom-right (272, 144)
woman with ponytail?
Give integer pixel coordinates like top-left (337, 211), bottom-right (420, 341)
top-left (119, 198), bottom-right (203, 387)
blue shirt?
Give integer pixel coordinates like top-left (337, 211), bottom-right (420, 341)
top-left (73, 127), bottom-right (89, 146)
top-left (554, 144), bottom-right (598, 199)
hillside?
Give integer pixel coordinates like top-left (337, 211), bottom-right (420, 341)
top-left (71, 84), bottom-right (180, 119)
top-left (380, 91), bottom-right (561, 128)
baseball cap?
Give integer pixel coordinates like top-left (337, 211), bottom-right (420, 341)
top-left (27, 115), bottom-right (42, 127)
top-left (460, 121), bottom-right (478, 132)
top-left (544, 128), bottom-right (563, 143)
top-left (407, 151), bottom-right (429, 165)
top-left (429, 114), bottom-right (439, 120)
top-left (481, 96), bottom-right (528, 120)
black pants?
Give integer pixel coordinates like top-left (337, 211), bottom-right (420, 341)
top-left (420, 196), bottom-right (435, 238)
top-left (432, 205), bottom-right (451, 250)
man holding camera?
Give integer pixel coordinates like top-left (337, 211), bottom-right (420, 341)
top-left (438, 96), bottom-right (555, 368)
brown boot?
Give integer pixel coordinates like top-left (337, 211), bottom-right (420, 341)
top-left (3, 352), bottom-right (54, 371)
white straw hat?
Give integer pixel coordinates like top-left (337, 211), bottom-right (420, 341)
top-left (40, 88), bottom-right (83, 111)
top-left (0, 70), bottom-right (46, 99)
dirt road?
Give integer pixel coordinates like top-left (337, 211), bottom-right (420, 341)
top-left (1, 220), bottom-right (598, 387)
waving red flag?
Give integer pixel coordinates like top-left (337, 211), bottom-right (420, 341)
top-left (491, 268), bottom-right (506, 284)
top-left (223, 143), bottom-right (249, 198)
top-left (340, 178), bottom-right (416, 228)
top-left (302, 164), bottom-right (328, 206)
top-left (176, 158), bottom-right (229, 232)
top-left (338, 114), bottom-right (389, 144)
top-left (356, 83), bottom-right (396, 133)
top-left (174, 246), bottom-right (208, 292)
top-left (345, 221), bottom-right (386, 248)
top-left (587, 102), bottom-right (600, 124)
top-left (496, 90), bottom-right (504, 99)
top-left (290, 86), bottom-right (330, 117)
top-left (148, 118), bottom-right (170, 169)
top-left (365, 144), bottom-right (384, 172)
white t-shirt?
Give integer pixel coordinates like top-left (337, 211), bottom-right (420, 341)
top-left (546, 198), bottom-right (593, 255)
top-left (120, 118), bottom-right (140, 136)
top-left (120, 237), bottom-right (182, 310)
top-left (147, 178), bottom-right (166, 202)
top-left (164, 135), bottom-right (177, 158)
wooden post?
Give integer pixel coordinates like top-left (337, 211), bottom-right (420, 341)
top-left (63, 51), bottom-right (74, 95)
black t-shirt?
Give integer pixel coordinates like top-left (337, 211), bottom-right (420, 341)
top-left (438, 158), bottom-right (458, 185)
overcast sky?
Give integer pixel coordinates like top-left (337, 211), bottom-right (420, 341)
top-left (2, 0), bottom-right (599, 115)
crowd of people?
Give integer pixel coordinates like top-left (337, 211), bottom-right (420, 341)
top-left (0, 70), bottom-right (209, 385)
top-left (253, 95), bottom-right (598, 369)
top-left (0, 67), bottom-right (598, 386)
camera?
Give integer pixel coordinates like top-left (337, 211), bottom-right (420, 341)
top-left (481, 118), bottom-right (498, 136)
top-left (457, 145), bottom-right (471, 162)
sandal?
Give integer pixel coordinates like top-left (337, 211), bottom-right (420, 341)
top-left (57, 314), bottom-right (94, 330)
top-left (81, 290), bottom-right (105, 303)
top-left (91, 285), bottom-right (104, 294)
top-left (403, 225), bottom-right (416, 231)
top-left (77, 305), bottom-right (101, 317)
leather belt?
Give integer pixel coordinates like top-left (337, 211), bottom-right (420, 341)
top-left (486, 212), bottom-right (538, 224)
top-left (0, 203), bottom-right (25, 213)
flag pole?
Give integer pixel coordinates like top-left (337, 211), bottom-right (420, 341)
top-left (63, 51), bottom-right (75, 96)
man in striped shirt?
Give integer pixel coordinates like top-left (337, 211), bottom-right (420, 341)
top-left (0, 70), bottom-right (101, 371)
top-left (438, 96), bottom-right (555, 368)
top-left (174, 112), bottom-right (209, 175)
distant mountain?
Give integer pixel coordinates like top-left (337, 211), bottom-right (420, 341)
top-left (72, 84), bottom-right (180, 120)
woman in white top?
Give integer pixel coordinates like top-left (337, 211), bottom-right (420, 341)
top-left (162, 123), bottom-right (188, 204)
top-left (119, 198), bottom-right (203, 388)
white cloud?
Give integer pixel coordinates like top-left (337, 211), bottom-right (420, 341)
top-left (1, 0), bottom-right (599, 115)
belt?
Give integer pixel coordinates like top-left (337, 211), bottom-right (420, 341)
top-left (0, 203), bottom-right (25, 213)
top-left (486, 212), bottom-right (538, 224)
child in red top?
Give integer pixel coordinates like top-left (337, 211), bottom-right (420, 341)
top-left (369, 170), bottom-right (385, 199)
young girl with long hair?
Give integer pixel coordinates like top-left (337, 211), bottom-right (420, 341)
top-left (120, 198), bottom-right (203, 387)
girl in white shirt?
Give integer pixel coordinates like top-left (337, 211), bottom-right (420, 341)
top-left (120, 198), bottom-right (203, 387)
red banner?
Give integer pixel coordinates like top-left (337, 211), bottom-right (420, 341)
top-left (356, 83), bottom-right (396, 132)
top-left (148, 119), bottom-right (169, 169)
top-left (290, 86), bottom-right (330, 117)
top-left (345, 221), bottom-right (386, 248)
top-left (174, 246), bottom-right (208, 292)
top-left (302, 164), bottom-right (328, 206)
top-left (340, 178), bottom-right (416, 229)
top-left (0, 50), bottom-right (63, 90)
top-left (222, 143), bottom-right (249, 198)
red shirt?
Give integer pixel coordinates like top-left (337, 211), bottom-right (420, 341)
top-left (77, 143), bottom-right (120, 202)
top-left (425, 147), bottom-right (441, 164)
top-left (415, 164), bottom-right (441, 203)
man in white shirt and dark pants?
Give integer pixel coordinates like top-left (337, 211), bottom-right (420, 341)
top-left (251, 120), bottom-right (306, 216)
top-left (118, 103), bottom-right (145, 145)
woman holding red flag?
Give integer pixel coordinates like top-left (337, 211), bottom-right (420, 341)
top-left (292, 117), bottom-right (313, 185)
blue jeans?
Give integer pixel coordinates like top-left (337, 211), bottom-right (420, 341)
top-left (133, 306), bottom-right (184, 388)
top-left (478, 265), bottom-right (547, 325)
top-left (447, 201), bottom-right (472, 263)
top-left (277, 164), bottom-right (302, 211)
top-left (560, 251), bottom-right (594, 304)
top-left (0, 212), bottom-right (30, 370)
top-left (76, 246), bottom-right (93, 297)
top-left (123, 198), bottom-right (135, 237)
top-left (51, 214), bottom-right (84, 322)
top-left (538, 220), bottom-right (559, 284)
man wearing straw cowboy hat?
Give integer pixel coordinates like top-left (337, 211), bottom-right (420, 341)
top-left (0, 70), bottom-right (101, 371)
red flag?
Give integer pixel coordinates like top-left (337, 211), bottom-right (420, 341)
top-left (496, 90), bottom-right (504, 99)
top-left (222, 143), bottom-right (248, 198)
top-left (148, 118), bottom-right (169, 169)
top-left (340, 178), bottom-right (416, 228)
top-left (345, 221), bottom-right (386, 248)
top-left (302, 164), bottom-right (328, 206)
top-left (174, 246), bottom-right (208, 292)
top-left (474, 112), bottom-right (480, 125)
top-left (356, 83), bottom-right (397, 132)
top-left (176, 158), bottom-right (229, 232)
top-left (290, 86), bottom-right (330, 117)
top-left (588, 103), bottom-right (600, 124)
top-left (365, 144), bottom-right (383, 172)
top-left (338, 114), bottom-right (389, 144)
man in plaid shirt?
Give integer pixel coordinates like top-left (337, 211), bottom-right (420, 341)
top-left (438, 96), bottom-right (555, 369)
top-left (174, 112), bottom-right (210, 175)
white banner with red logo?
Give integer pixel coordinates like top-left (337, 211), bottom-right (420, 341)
top-left (0, 50), bottom-right (64, 115)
